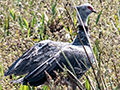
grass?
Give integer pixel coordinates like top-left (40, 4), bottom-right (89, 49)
top-left (0, 0), bottom-right (120, 90)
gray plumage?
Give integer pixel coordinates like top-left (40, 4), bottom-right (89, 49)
top-left (4, 3), bottom-right (96, 89)
top-left (4, 40), bottom-right (69, 76)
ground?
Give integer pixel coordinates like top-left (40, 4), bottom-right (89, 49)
top-left (0, 0), bottom-right (120, 90)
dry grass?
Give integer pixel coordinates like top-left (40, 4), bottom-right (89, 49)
top-left (0, 0), bottom-right (120, 90)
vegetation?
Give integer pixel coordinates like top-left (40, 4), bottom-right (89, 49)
top-left (0, 0), bottom-right (120, 90)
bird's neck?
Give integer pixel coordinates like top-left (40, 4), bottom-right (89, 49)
top-left (77, 14), bottom-right (89, 26)
top-left (72, 25), bottom-right (90, 46)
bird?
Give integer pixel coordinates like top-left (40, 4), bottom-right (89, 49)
top-left (4, 3), bottom-right (96, 90)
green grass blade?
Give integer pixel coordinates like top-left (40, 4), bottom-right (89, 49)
top-left (27, 28), bottom-right (31, 38)
top-left (96, 10), bottom-right (102, 24)
top-left (31, 12), bottom-right (36, 27)
top-left (23, 85), bottom-right (29, 90)
top-left (9, 9), bottom-right (13, 19)
top-left (85, 78), bottom-right (90, 90)
top-left (51, 0), bottom-right (57, 17)
top-left (40, 14), bottom-right (45, 31)
top-left (87, 17), bottom-right (90, 25)
top-left (4, 16), bottom-right (10, 36)
top-left (39, 14), bottom-right (45, 40)
top-left (23, 18), bottom-right (29, 28)
top-left (0, 85), bottom-right (2, 90)
top-left (63, 23), bottom-right (69, 32)
top-left (45, 35), bottom-right (48, 40)
top-left (14, 13), bottom-right (16, 21)
top-left (0, 65), bottom-right (4, 77)
top-left (93, 39), bottom-right (99, 59)
top-left (29, 1), bottom-right (33, 6)
top-left (42, 85), bottom-right (49, 90)
top-left (19, 15), bottom-right (23, 29)
top-left (9, 9), bottom-right (15, 21)
top-left (7, 16), bottom-right (10, 36)
top-left (93, 46), bottom-right (97, 58)
top-left (19, 84), bottom-right (30, 90)
top-left (3, 24), bottom-right (6, 33)
top-left (19, 84), bottom-right (23, 90)
top-left (31, 86), bottom-right (35, 90)
top-left (73, 9), bottom-right (76, 25)
top-left (18, 14), bottom-right (24, 34)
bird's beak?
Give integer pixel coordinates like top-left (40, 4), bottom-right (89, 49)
top-left (92, 9), bottom-right (96, 13)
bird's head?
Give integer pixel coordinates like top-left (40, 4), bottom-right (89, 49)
top-left (76, 3), bottom-right (96, 26)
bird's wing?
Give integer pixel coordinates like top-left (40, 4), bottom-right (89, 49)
top-left (4, 40), bottom-right (68, 76)
top-left (22, 45), bottom-right (94, 86)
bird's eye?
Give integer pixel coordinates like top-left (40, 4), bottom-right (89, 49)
top-left (87, 6), bottom-right (92, 9)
